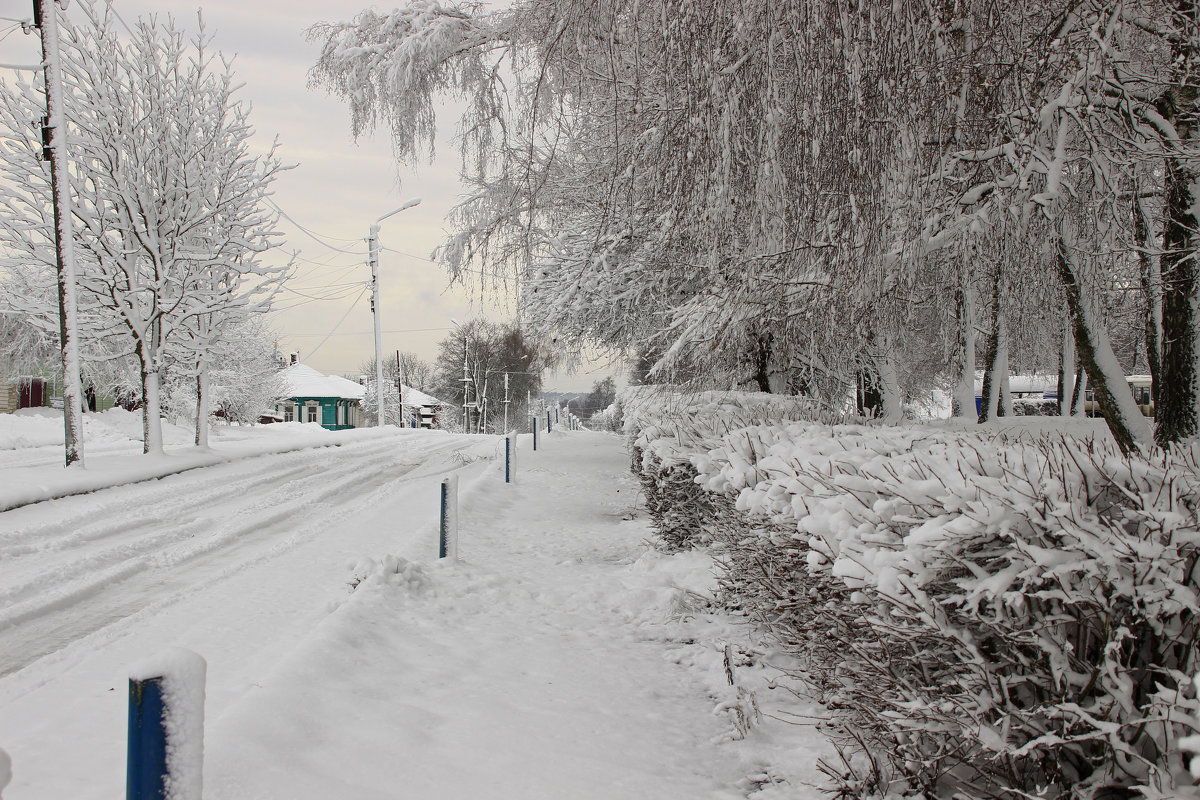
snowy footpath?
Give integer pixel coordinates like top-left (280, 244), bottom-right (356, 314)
top-left (2, 423), bottom-right (832, 799)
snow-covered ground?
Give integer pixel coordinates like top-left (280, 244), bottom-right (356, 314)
top-left (0, 412), bottom-right (832, 799)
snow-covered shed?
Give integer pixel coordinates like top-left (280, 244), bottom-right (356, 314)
top-left (276, 363), bottom-right (364, 430)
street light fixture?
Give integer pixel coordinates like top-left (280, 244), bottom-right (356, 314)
top-left (367, 196), bottom-right (421, 428)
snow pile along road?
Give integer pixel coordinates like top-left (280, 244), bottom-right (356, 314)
top-left (1, 426), bottom-right (832, 799)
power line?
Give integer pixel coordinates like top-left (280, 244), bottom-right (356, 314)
top-left (0, 21), bottom-right (25, 45)
top-left (284, 326), bottom-right (455, 337)
top-left (299, 287), bottom-right (368, 359)
top-left (380, 245), bottom-right (435, 261)
top-left (107, 5), bottom-right (136, 38)
top-left (265, 197), bottom-right (366, 255)
top-left (279, 283), bottom-right (366, 302)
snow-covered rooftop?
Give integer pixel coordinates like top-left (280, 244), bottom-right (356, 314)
top-left (281, 364), bottom-right (365, 401)
top-left (401, 386), bottom-right (447, 408)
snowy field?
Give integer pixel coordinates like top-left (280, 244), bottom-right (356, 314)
top-left (0, 412), bottom-right (832, 799)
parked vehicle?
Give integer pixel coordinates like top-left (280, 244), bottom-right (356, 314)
top-left (1085, 375), bottom-right (1153, 418)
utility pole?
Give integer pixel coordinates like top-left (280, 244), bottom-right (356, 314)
top-left (366, 197), bottom-right (420, 428)
top-left (33, 0), bottom-right (85, 467)
top-left (396, 349), bottom-right (403, 427)
top-left (460, 334), bottom-right (471, 434)
top-left (503, 372), bottom-right (510, 433)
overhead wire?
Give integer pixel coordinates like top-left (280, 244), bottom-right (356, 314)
top-left (285, 325), bottom-right (456, 337)
top-left (377, 247), bottom-right (517, 285)
top-left (279, 283), bottom-right (366, 303)
top-left (265, 197), bottom-right (366, 253)
top-left (380, 246), bottom-right (435, 262)
top-left (302, 287), bottom-right (368, 359)
top-left (0, 22), bottom-right (24, 45)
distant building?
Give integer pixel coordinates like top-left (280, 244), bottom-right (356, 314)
top-left (276, 363), bottom-right (364, 430)
top-left (400, 386), bottom-right (448, 429)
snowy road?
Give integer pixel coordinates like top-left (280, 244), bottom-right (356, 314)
top-left (1, 432), bottom-right (485, 676)
top-left (0, 429), bottom-right (500, 798)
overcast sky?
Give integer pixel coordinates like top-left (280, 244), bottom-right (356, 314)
top-left (0, 0), bottom-right (622, 394)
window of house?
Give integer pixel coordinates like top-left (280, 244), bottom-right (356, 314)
top-left (306, 404), bottom-right (318, 423)
top-left (337, 404), bottom-right (345, 426)
top-left (283, 403), bottom-right (294, 422)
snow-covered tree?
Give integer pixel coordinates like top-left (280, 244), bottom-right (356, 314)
top-left (311, 1), bottom-right (1197, 448)
top-left (0, 5), bottom-right (289, 454)
top-left (431, 319), bottom-right (549, 433)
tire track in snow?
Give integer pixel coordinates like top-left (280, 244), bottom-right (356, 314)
top-left (0, 434), bottom-right (485, 676)
top-left (1, 437), bottom-right (405, 551)
top-left (0, 443), bottom-right (404, 612)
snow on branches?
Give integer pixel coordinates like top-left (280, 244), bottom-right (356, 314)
top-left (0, 5), bottom-right (290, 452)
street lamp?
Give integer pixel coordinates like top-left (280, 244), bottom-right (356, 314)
top-left (367, 196), bottom-right (421, 428)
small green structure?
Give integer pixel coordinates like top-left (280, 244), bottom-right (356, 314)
top-left (275, 363), bottom-right (364, 430)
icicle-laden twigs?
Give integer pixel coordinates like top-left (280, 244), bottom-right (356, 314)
top-left (688, 418), bottom-right (1200, 799)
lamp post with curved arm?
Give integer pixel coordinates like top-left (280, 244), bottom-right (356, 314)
top-left (367, 197), bottom-right (421, 427)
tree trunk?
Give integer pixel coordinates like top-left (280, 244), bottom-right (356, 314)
top-left (195, 368), bottom-right (210, 448)
top-left (856, 368), bottom-right (882, 418)
top-left (875, 349), bottom-right (903, 424)
top-left (1132, 190), bottom-right (1163, 410)
top-left (1056, 232), bottom-right (1152, 454)
top-left (1156, 160), bottom-right (1199, 445)
top-left (1154, 3), bottom-right (1199, 446)
top-left (978, 270), bottom-right (1007, 423)
top-left (751, 334), bottom-right (771, 393)
top-left (140, 363), bottom-right (164, 455)
top-left (952, 283), bottom-right (977, 418)
top-left (1059, 320), bottom-right (1075, 417)
top-left (135, 337), bottom-right (164, 455)
top-left (1071, 365), bottom-right (1087, 417)
top-left (997, 342), bottom-right (1011, 417)
top-left (1157, 163), bottom-right (1199, 445)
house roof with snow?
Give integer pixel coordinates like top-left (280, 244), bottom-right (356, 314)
top-left (401, 386), bottom-right (448, 408)
top-left (281, 364), bottom-right (365, 401)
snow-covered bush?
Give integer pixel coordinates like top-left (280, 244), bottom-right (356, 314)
top-left (618, 386), bottom-right (832, 550)
top-left (696, 423), bottom-right (1200, 799)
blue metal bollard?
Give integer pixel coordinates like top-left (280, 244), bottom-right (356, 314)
top-left (546, 410), bottom-right (551, 433)
top-left (505, 434), bottom-right (512, 483)
top-left (531, 417), bottom-right (538, 451)
top-left (127, 676), bottom-right (168, 800)
top-left (439, 475), bottom-right (458, 559)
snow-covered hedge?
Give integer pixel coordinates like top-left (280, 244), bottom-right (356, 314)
top-left (617, 386), bottom-right (831, 550)
top-left (693, 422), bottom-right (1200, 799)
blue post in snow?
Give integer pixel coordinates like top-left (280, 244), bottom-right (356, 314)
top-left (531, 416), bottom-right (538, 451)
top-left (127, 676), bottom-right (168, 800)
top-left (439, 475), bottom-right (458, 559)
top-left (505, 434), bottom-right (513, 483)
top-left (546, 410), bottom-right (552, 433)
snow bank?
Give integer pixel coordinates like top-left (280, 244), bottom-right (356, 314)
top-left (0, 747), bottom-right (11, 799)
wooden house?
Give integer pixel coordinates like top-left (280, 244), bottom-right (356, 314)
top-left (275, 363), bottom-right (364, 430)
